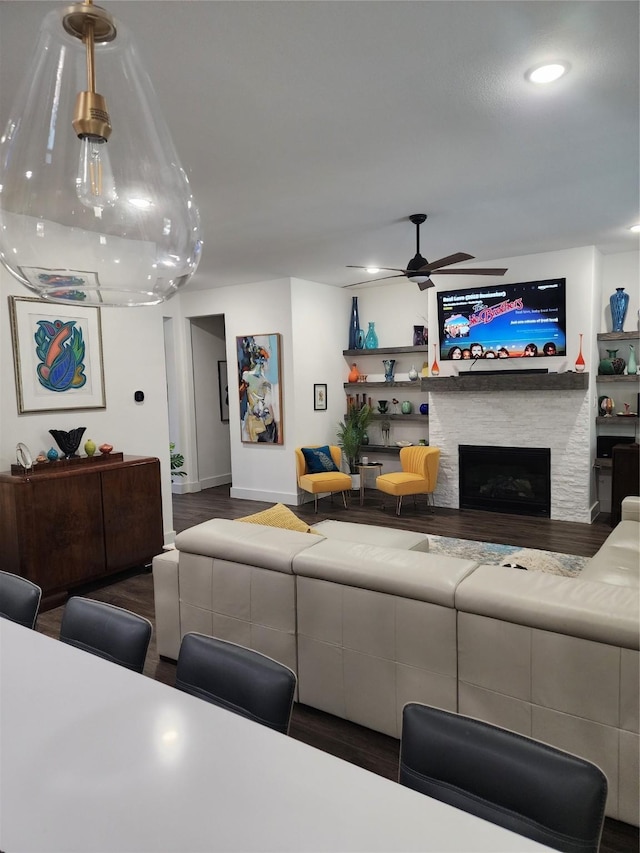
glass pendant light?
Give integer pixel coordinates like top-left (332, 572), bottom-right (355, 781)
top-left (0, 1), bottom-right (202, 306)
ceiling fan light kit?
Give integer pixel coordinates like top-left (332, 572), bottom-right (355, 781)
top-left (347, 214), bottom-right (507, 289)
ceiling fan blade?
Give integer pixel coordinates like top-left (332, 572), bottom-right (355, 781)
top-left (433, 268), bottom-right (508, 276)
top-left (420, 252), bottom-right (475, 272)
top-left (346, 265), bottom-right (407, 273)
top-left (345, 274), bottom-right (405, 287)
top-left (416, 277), bottom-right (434, 292)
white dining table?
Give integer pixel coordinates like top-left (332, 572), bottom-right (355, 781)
top-left (0, 620), bottom-right (551, 853)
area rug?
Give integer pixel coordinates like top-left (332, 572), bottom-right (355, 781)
top-left (427, 535), bottom-right (589, 577)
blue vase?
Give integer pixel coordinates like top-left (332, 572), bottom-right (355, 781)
top-left (364, 321), bottom-right (378, 349)
top-left (348, 297), bottom-right (360, 350)
top-left (610, 287), bottom-right (629, 332)
top-left (382, 359), bottom-right (396, 382)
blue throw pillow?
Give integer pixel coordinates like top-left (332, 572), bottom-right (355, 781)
top-left (302, 445), bottom-right (339, 474)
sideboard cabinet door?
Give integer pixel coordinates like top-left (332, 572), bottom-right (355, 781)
top-left (101, 459), bottom-right (163, 572)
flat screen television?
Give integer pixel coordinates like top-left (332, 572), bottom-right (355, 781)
top-left (436, 277), bottom-right (567, 361)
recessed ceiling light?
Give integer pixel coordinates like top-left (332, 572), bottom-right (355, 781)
top-left (526, 62), bottom-right (569, 84)
top-left (629, 224), bottom-right (640, 233)
top-left (365, 267), bottom-right (380, 274)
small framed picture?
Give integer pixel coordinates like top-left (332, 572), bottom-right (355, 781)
top-left (314, 383), bottom-right (327, 411)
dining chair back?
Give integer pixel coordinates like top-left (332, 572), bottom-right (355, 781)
top-left (176, 633), bottom-right (297, 734)
top-left (399, 703), bottom-right (607, 853)
top-left (0, 570), bottom-right (42, 629)
top-left (60, 597), bottom-right (152, 673)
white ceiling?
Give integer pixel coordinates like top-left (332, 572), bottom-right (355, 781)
top-left (1, 1), bottom-right (638, 292)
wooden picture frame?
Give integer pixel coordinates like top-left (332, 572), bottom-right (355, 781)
top-left (314, 383), bottom-right (327, 411)
top-left (218, 360), bottom-right (229, 422)
top-left (9, 296), bottom-right (106, 413)
top-left (236, 333), bottom-right (283, 444)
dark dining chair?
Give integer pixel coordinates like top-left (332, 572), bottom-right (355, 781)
top-left (0, 570), bottom-right (42, 629)
top-left (176, 633), bottom-right (297, 735)
top-left (60, 597), bottom-right (152, 673)
top-left (399, 703), bottom-right (608, 853)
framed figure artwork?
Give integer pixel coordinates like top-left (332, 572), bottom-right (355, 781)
top-left (314, 383), bottom-right (327, 411)
top-left (236, 333), bottom-right (283, 443)
top-left (218, 360), bottom-right (229, 423)
top-left (9, 296), bottom-right (106, 413)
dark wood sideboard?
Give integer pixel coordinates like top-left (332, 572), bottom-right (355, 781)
top-left (0, 454), bottom-right (163, 609)
top-left (611, 442), bottom-right (639, 526)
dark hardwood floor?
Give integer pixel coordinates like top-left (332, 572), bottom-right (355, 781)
top-left (35, 487), bottom-right (637, 852)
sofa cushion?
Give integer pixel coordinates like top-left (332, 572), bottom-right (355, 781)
top-left (312, 520), bottom-right (430, 552)
top-left (455, 564), bottom-right (640, 649)
top-left (175, 518), bottom-right (323, 573)
top-left (236, 503), bottom-right (317, 534)
top-left (293, 539), bottom-right (477, 607)
top-left (301, 445), bottom-right (339, 474)
top-left (582, 521), bottom-right (640, 588)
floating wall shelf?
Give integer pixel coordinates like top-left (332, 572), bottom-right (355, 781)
top-left (420, 372), bottom-right (590, 392)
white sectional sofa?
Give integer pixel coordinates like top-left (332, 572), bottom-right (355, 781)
top-left (152, 497), bottom-right (640, 825)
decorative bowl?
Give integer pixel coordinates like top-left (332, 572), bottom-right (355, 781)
top-left (395, 440), bottom-right (412, 447)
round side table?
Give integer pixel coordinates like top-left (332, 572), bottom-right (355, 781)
top-left (357, 462), bottom-right (383, 506)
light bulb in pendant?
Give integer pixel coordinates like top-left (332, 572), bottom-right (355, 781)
top-left (76, 137), bottom-right (117, 211)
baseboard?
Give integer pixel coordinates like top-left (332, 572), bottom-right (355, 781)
top-left (229, 486), bottom-right (299, 505)
top-left (200, 473), bottom-right (232, 490)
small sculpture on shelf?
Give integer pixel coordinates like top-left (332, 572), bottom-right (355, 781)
top-left (49, 427), bottom-right (86, 459)
top-left (599, 396), bottom-right (614, 417)
top-left (381, 421), bottom-right (391, 446)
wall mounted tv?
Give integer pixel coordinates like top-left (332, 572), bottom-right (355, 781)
top-left (436, 278), bottom-right (567, 361)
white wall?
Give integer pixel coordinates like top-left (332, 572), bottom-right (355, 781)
top-left (179, 279), bottom-right (296, 503)
top-left (601, 251), bottom-right (639, 334)
top-left (0, 267), bottom-right (176, 541)
top-left (290, 278), bottom-right (350, 495)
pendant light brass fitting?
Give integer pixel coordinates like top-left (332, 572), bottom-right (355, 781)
top-left (63, 2), bottom-right (116, 141)
top-left (62, 2), bottom-right (116, 44)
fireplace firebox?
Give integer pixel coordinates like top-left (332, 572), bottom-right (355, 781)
top-left (459, 445), bottom-right (551, 517)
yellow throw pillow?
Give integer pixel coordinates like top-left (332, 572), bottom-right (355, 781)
top-left (236, 503), bottom-right (316, 533)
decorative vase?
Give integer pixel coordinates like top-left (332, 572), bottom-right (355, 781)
top-left (84, 438), bottom-right (97, 457)
top-left (408, 364), bottom-right (418, 381)
top-left (348, 296), bottom-right (360, 350)
top-left (356, 328), bottom-right (365, 349)
top-left (431, 344), bottom-right (440, 377)
top-left (419, 403), bottom-right (429, 415)
top-left (598, 349), bottom-right (626, 375)
top-left (401, 401), bottom-right (413, 414)
top-left (382, 359), bottom-right (396, 382)
top-left (575, 333), bottom-right (585, 373)
top-left (377, 400), bottom-right (388, 414)
top-left (609, 287), bottom-right (629, 333)
top-left (348, 363), bottom-right (360, 383)
top-left (599, 396), bottom-right (614, 416)
top-left (364, 321), bottom-right (378, 349)
top-left (49, 427), bottom-right (86, 459)
top-left (362, 431), bottom-right (369, 446)
top-left (99, 443), bottom-right (114, 456)
top-left (413, 325), bottom-right (425, 346)
top-left (420, 361), bottom-right (429, 377)
top-left (628, 344), bottom-right (637, 375)
top-left (46, 447), bottom-right (59, 462)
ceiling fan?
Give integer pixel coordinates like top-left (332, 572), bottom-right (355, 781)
top-left (346, 214), bottom-right (508, 291)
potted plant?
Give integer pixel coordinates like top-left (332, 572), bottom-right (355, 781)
top-left (337, 403), bottom-right (372, 487)
top-left (170, 442), bottom-right (187, 481)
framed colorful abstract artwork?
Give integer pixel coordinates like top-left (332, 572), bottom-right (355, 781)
top-left (9, 296), bottom-right (106, 413)
top-left (236, 333), bottom-right (283, 443)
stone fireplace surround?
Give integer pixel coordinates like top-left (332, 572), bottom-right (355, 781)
top-left (427, 382), bottom-right (591, 523)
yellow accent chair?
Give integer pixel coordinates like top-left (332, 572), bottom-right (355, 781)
top-left (376, 445), bottom-right (440, 516)
top-left (295, 445), bottom-right (352, 513)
